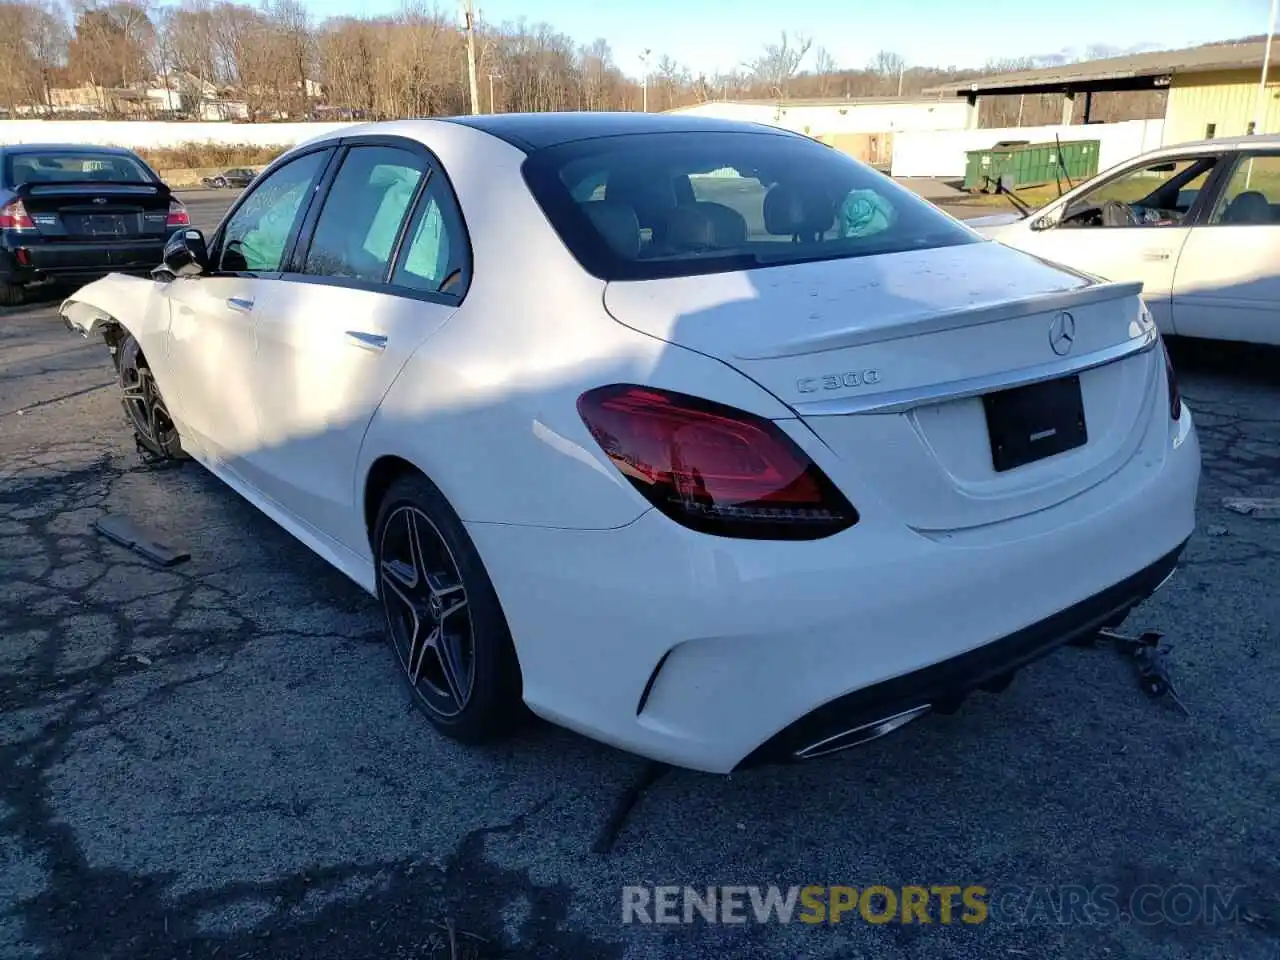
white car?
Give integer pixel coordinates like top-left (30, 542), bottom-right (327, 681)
top-left (60, 114), bottom-right (1201, 774)
top-left (969, 134), bottom-right (1280, 346)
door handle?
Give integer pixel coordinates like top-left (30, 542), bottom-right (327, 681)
top-left (226, 296), bottom-right (255, 312)
top-left (345, 331), bottom-right (387, 352)
top-left (1141, 250), bottom-right (1171, 261)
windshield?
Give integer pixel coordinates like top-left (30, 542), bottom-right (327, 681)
top-left (521, 130), bottom-right (978, 281)
top-left (6, 151), bottom-right (154, 187)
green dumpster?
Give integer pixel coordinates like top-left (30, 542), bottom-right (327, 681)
top-left (962, 139), bottom-right (1100, 192)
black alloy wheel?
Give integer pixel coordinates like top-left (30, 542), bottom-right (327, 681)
top-left (374, 473), bottom-right (524, 743)
top-left (117, 333), bottom-right (184, 460)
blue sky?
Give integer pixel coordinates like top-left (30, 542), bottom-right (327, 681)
top-left (297, 0), bottom-right (1277, 79)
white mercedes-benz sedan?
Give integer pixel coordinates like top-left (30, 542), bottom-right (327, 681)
top-left (60, 113), bottom-right (1201, 774)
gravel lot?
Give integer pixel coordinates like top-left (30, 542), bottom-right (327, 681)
top-left (1, 190), bottom-right (1278, 960)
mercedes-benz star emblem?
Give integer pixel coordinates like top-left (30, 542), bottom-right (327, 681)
top-left (1049, 311), bottom-right (1076, 357)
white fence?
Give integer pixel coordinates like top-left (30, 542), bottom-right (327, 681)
top-left (0, 119), bottom-right (362, 150)
top-left (889, 119), bottom-right (1167, 179)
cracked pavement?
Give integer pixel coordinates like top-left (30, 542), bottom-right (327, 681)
top-left (1, 193), bottom-right (1278, 959)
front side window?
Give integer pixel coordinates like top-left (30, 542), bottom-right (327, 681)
top-left (6, 151), bottom-right (153, 186)
top-left (1208, 155), bottom-right (1280, 225)
top-left (521, 131), bottom-right (977, 281)
top-left (302, 145), bottom-right (427, 282)
top-left (1058, 156), bottom-right (1217, 228)
top-left (220, 149), bottom-right (329, 273)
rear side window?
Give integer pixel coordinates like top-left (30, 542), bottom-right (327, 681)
top-left (521, 131), bottom-right (977, 281)
top-left (302, 145), bottom-right (428, 282)
top-left (6, 151), bottom-right (152, 186)
top-left (391, 177), bottom-right (471, 298)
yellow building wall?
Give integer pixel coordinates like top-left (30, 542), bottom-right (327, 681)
top-left (1164, 70), bottom-right (1280, 145)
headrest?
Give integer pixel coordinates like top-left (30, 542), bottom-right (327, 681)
top-left (1223, 190), bottom-right (1272, 224)
top-left (604, 170), bottom-right (676, 227)
top-left (582, 199), bottom-right (641, 259)
top-left (691, 201), bottom-right (748, 246)
top-left (763, 182), bottom-right (835, 236)
top-left (662, 202), bottom-right (749, 252)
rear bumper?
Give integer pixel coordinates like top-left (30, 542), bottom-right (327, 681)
top-left (465, 407), bottom-right (1200, 774)
top-left (737, 538), bottom-right (1185, 768)
top-left (1, 235), bottom-right (168, 283)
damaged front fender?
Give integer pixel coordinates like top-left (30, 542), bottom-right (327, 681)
top-left (59, 273), bottom-right (163, 339)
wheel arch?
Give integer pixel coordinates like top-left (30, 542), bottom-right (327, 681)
top-left (363, 453), bottom-right (424, 550)
top-left (360, 451), bottom-right (528, 699)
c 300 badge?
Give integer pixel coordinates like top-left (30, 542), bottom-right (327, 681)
top-left (796, 370), bottom-right (882, 393)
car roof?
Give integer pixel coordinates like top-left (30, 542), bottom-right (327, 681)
top-left (1146, 133), bottom-right (1280, 156)
top-left (0, 143), bottom-right (144, 157)
top-left (441, 111), bottom-right (802, 150)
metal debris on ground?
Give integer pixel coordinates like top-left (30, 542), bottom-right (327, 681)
top-left (94, 514), bottom-right (191, 567)
top-left (1078, 628), bottom-right (1191, 717)
top-left (1222, 497), bottom-right (1280, 519)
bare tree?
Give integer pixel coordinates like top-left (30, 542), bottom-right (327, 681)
top-left (0, 1), bottom-right (1175, 125)
top-left (747, 31), bottom-right (812, 96)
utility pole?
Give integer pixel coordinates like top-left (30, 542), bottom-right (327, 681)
top-left (1254, 0), bottom-right (1278, 134)
top-left (462, 0), bottom-right (480, 115)
top-left (488, 73), bottom-right (501, 113)
top-left (639, 49), bottom-right (651, 112)
top-left (897, 60), bottom-right (905, 97)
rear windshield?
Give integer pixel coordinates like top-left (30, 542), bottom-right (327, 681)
top-left (521, 130), bottom-right (978, 281)
top-left (6, 152), bottom-right (154, 187)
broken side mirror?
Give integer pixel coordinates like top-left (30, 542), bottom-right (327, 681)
top-left (155, 228), bottom-right (209, 280)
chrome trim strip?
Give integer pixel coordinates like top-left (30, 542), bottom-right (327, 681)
top-left (740, 280), bottom-right (1145, 359)
top-left (794, 326), bottom-right (1158, 417)
top-left (794, 704), bottom-right (933, 760)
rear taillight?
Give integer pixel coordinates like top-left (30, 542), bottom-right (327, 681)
top-left (166, 201), bottom-right (191, 227)
top-left (577, 384), bottom-right (858, 540)
top-left (0, 199), bottom-right (34, 231)
top-left (1162, 338), bottom-right (1182, 421)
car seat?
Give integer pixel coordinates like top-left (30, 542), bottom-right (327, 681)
top-left (1221, 190), bottom-right (1273, 224)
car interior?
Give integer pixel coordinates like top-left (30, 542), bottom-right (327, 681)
top-left (577, 164), bottom-right (886, 261)
top-left (1057, 157), bottom-right (1218, 228)
top-left (10, 155), bottom-right (148, 185)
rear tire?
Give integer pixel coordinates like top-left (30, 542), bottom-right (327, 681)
top-left (0, 282), bottom-right (25, 307)
top-left (117, 332), bottom-right (186, 460)
top-left (373, 472), bottom-right (525, 745)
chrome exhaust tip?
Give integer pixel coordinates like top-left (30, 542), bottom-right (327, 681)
top-left (794, 704), bottom-right (932, 760)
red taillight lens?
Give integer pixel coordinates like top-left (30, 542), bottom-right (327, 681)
top-left (1162, 338), bottom-right (1182, 421)
top-left (577, 384), bottom-right (859, 540)
top-left (0, 199), bottom-right (34, 231)
top-left (166, 201), bottom-right (191, 227)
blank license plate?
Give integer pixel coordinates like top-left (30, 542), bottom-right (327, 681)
top-left (982, 375), bottom-right (1088, 472)
top-left (86, 215), bottom-right (126, 236)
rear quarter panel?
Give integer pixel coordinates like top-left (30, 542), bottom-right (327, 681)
top-left (356, 123), bottom-right (795, 533)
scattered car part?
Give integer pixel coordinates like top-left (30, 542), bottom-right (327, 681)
top-left (1077, 627), bottom-right (1190, 716)
top-left (95, 514), bottom-right (190, 566)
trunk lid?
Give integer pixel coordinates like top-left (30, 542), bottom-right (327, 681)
top-left (602, 240), bottom-right (1160, 532)
top-left (14, 181), bottom-right (173, 241)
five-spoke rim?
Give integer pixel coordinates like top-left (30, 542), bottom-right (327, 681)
top-left (378, 505), bottom-right (475, 718)
top-left (121, 361), bottom-right (173, 447)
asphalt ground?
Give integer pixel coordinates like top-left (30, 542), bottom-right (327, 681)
top-left (1, 189), bottom-right (1277, 960)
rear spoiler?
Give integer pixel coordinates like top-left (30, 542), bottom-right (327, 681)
top-left (742, 280), bottom-right (1145, 359)
top-left (16, 181), bottom-right (170, 199)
